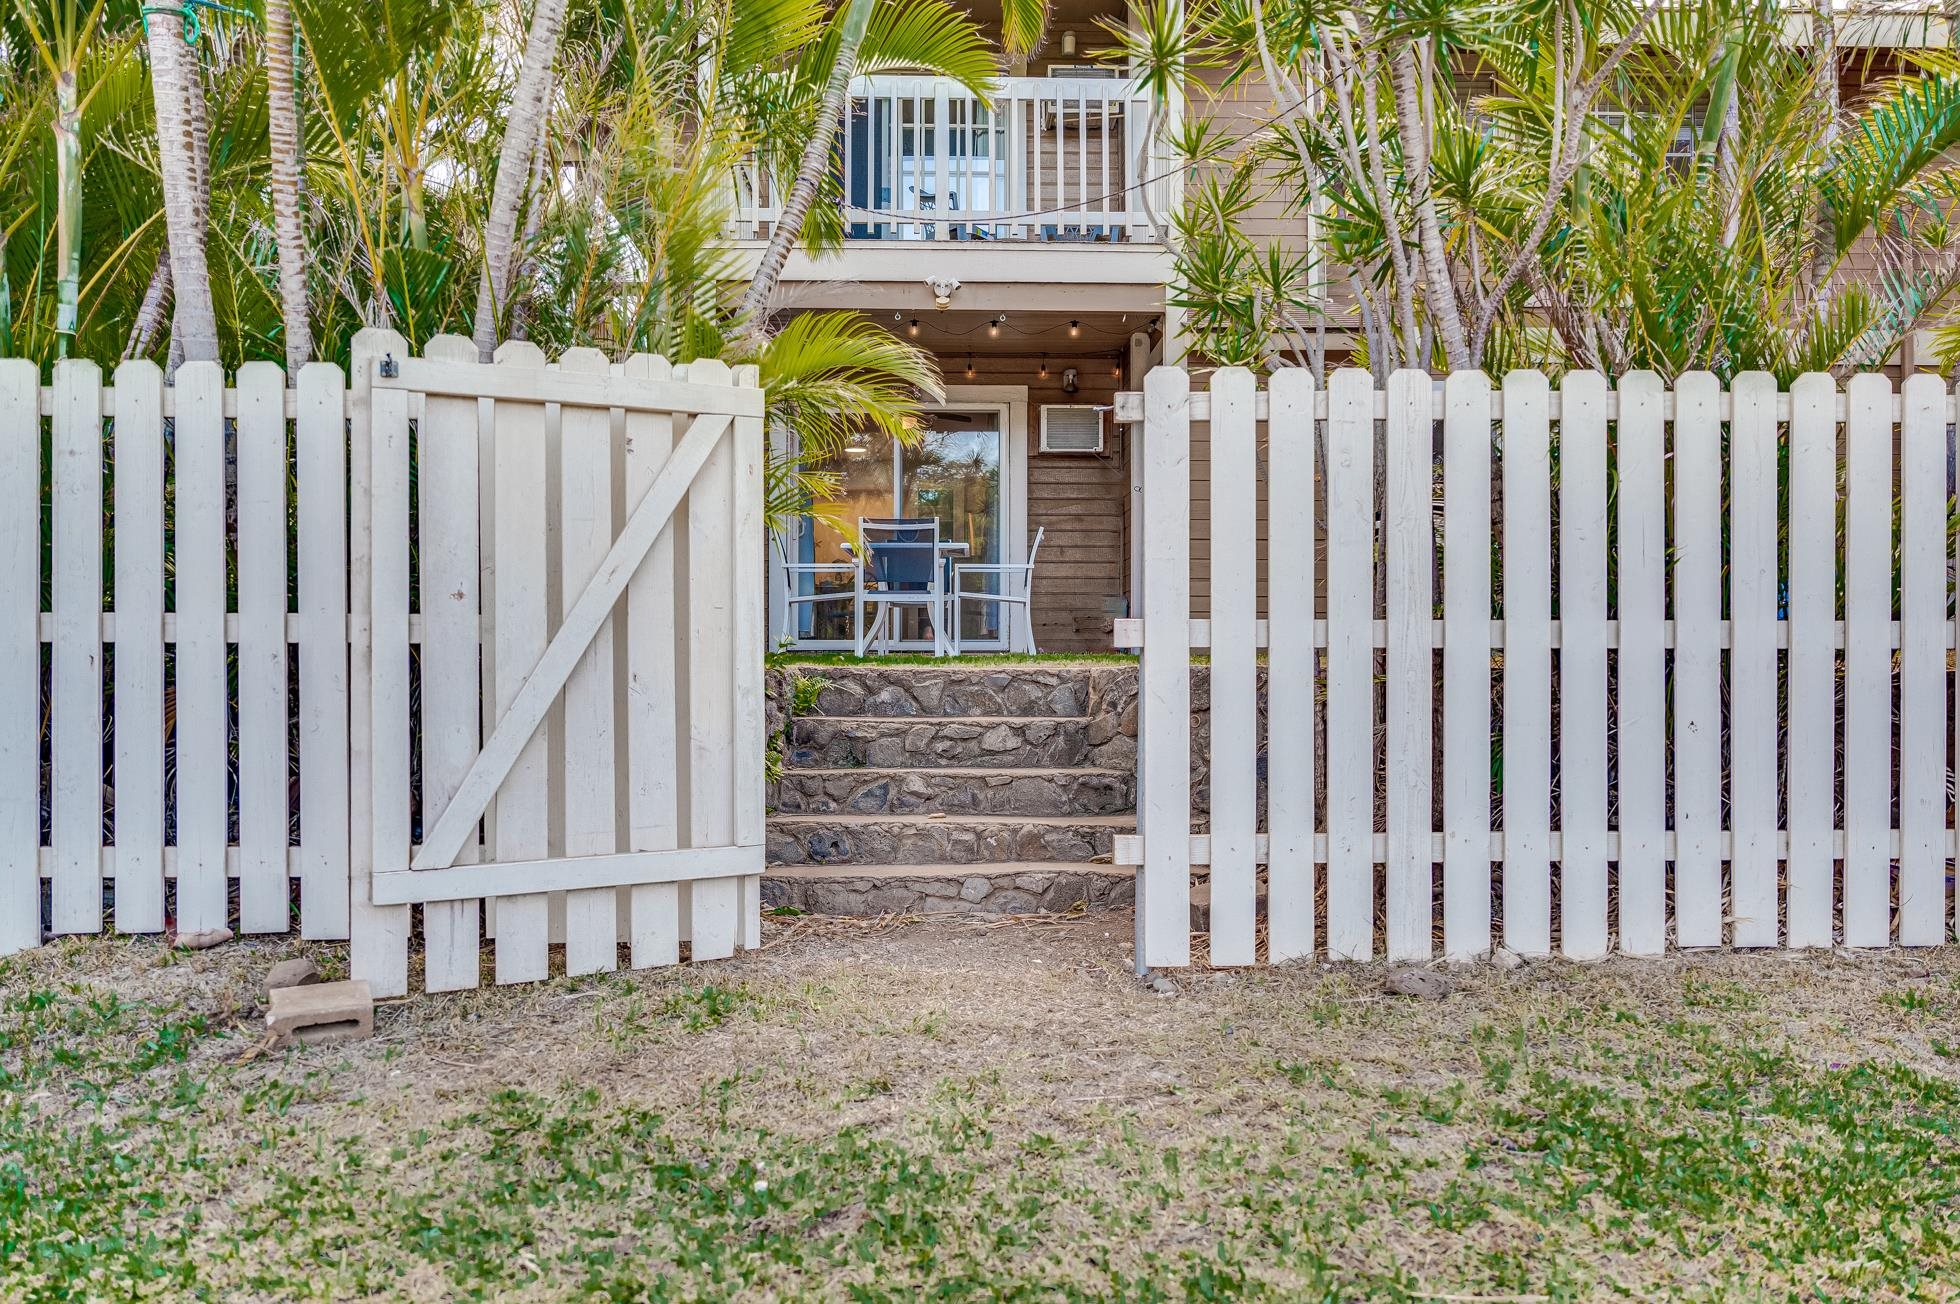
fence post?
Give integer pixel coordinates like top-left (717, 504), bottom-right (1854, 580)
top-left (349, 327), bottom-right (412, 998)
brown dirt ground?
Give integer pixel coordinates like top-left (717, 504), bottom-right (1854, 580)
top-left (12, 914), bottom-right (1960, 1300)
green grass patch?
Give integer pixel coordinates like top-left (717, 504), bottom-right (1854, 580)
top-left (5, 947), bottom-right (1960, 1300)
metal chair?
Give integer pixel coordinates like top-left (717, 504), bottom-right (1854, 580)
top-left (854, 518), bottom-right (952, 656)
top-left (949, 527), bottom-right (1044, 654)
top-left (772, 531), bottom-right (856, 646)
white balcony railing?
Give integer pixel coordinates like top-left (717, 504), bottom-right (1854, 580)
top-left (736, 74), bottom-right (1162, 244)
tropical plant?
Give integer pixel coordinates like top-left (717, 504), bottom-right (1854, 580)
top-left (1150, 0), bottom-right (1960, 381)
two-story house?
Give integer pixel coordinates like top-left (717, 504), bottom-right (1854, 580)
top-left (748, 2), bottom-right (1953, 656)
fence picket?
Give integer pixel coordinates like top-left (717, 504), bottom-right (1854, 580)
top-left (237, 363), bottom-right (291, 934)
top-left (1898, 373), bottom-right (1948, 946)
top-left (50, 363), bottom-right (104, 935)
top-left (622, 353), bottom-right (683, 968)
top-left (489, 342), bottom-right (553, 984)
top-left (0, 361), bottom-right (38, 954)
top-left (1325, 369), bottom-right (1374, 960)
top-left (1614, 373), bottom-right (1667, 955)
top-left (295, 364), bottom-right (349, 941)
top-left (1265, 369), bottom-right (1316, 962)
top-left (419, 336), bottom-right (485, 991)
top-left (174, 363), bottom-right (230, 935)
top-left (1442, 371), bottom-right (1492, 959)
top-left (1672, 372), bottom-right (1723, 947)
top-left (557, 348), bottom-right (620, 975)
top-left (1728, 373), bottom-right (1779, 948)
top-left (1557, 372), bottom-right (1608, 959)
top-left (111, 361), bottom-right (166, 935)
top-left (1843, 374), bottom-right (1893, 947)
top-left (1384, 370), bottom-right (1434, 962)
top-left (1501, 370), bottom-right (1551, 956)
top-left (1137, 367), bottom-right (1191, 970)
top-left (1207, 368), bottom-right (1258, 966)
top-left (1783, 374), bottom-right (1836, 949)
top-left (683, 358), bottom-right (740, 962)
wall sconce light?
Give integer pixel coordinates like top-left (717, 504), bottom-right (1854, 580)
top-left (1062, 367), bottom-right (1079, 394)
top-left (1061, 29), bottom-right (1076, 56)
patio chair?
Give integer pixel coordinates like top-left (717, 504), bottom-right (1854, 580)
top-left (854, 518), bottom-right (953, 657)
top-left (949, 527), bottom-right (1044, 655)
top-left (772, 532), bottom-right (857, 645)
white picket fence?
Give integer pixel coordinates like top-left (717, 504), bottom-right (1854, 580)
top-left (0, 331), bottom-right (766, 995)
top-left (1115, 367), bottom-right (1957, 969)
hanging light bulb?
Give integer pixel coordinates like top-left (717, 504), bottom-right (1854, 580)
top-left (965, 354), bottom-right (976, 378)
top-left (1039, 355), bottom-right (1049, 378)
top-left (1111, 360), bottom-right (1123, 378)
top-left (907, 318), bottom-right (921, 337)
top-left (988, 316), bottom-right (1003, 338)
top-left (1068, 319), bottom-right (1081, 338)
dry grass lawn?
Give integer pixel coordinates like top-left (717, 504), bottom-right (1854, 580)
top-left (5, 912), bottom-right (1960, 1300)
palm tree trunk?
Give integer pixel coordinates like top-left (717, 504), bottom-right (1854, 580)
top-left (125, 248), bottom-right (173, 360)
top-left (1388, 38), bottom-right (1471, 372)
top-left (146, 11), bottom-right (220, 364)
top-left (509, 78), bottom-right (557, 344)
top-left (738, 0), bottom-right (875, 338)
top-left (54, 68), bottom-right (81, 358)
top-left (267, 0), bottom-right (313, 374)
top-left (471, 0), bottom-right (569, 360)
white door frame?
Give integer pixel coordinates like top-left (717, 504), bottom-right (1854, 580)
top-left (770, 386), bottom-right (1029, 652)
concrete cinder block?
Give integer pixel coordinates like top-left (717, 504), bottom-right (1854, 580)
top-left (266, 979), bottom-right (374, 1047)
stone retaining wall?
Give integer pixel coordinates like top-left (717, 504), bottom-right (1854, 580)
top-left (766, 662), bottom-right (1273, 823)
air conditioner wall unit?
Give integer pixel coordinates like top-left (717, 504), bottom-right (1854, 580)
top-left (1041, 404), bottom-right (1105, 454)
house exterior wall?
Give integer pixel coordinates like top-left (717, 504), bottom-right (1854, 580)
top-left (958, 352), bottom-right (1131, 650)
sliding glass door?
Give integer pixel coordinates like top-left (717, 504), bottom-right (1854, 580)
top-left (783, 407), bottom-right (1012, 650)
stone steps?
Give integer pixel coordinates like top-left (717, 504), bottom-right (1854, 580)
top-left (765, 663), bottom-right (1140, 913)
top-left (767, 813), bottom-right (1133, 867)
top-left (794, 668), bottom-right (1092, 719)
top-left (772, 767), bottom-right (1135, 816)
top-left (788, 716), bottom-right (1094, 769)
top-left (763, 862), bottom-right (1136, 916)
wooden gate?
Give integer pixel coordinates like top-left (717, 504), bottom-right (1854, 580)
top-left (355, 331), bottom-right (766, 996)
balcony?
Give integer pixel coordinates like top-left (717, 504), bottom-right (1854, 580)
top-left (736, 74), bottom-right (1163, 246)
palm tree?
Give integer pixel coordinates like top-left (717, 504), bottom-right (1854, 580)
top-left (143, 3), bottom-right (217, 362)
top-left (470, 0), bottom-right (567, 358)
top-left (10, 0), bottom-right (120, 358)
top-left (266, 0), bottom-right (311, 372)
